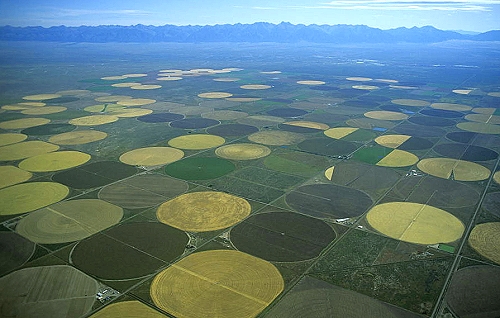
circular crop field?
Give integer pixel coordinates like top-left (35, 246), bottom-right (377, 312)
top-left (137, 112), bottom-right (184, 123)
top-left (69, 115), bottom-right (118, 126)
top-left (0, 165), bottom-right (32, 189)
top-left (215, 143), bottom-right (271, 160)
top-left (248, 130), bottom-right (305, 146)
top-left (394, 123), bottom-right (445, 137)
top-left (168, 134), bottom-right (225, 150)
top-left (446, 131), bottom-right (477, 144)
top-left (21, 106), bottom-right (67, 115)
top-left (0, 232), bottom-right (35, 275)
top-left (22, 93), bottom-right (62, 101)
top-left (18, 151), bottom-right (91, 172)
top-left (119, 147), bottom-right (184, 167)
top-left (366, 202), bottom-right (464, 244)
top-left (482, 192), bottom-right (500, 218)
top-left (267, 108), bottom-right (308, 118)
top-left (353, 146), bottom-right (418, 167)
top-left (374, 134), bottom-right (433, 150)
top-left (157, 191), bottom-right (251, 232)
top-left (465, 113), bottom-right (500, 125)
top-left (417, 158), bottom-right (491, 181)
top-left (286, 184), bottom-right (373, 219)
top-left (21, 123), bottom-right (75, 136)
top-left (0, 133), bottom-right (27, 146)
top-left (468, 222), bottom-right (500, 265)
top-left (52, 161), bottom-right (137, 189)
top-left (420, 109), bottom-right (463, 118)
top-left (0, 265), bottom-right (98, 317)
top-left (198, 92), bottom-right (233, 98)
top-left (207, 123), bottom-right (259, 137)
top-left (237, 115), bottom-right (285, 127)
top-left (202, 110), bottom-right (248, 120)
top-left (99, 174), bottom-right (188, 209)
top-left (364, 110), bottom-right (408, 121)
top-left (0, 118), bottom-right (51, 130)
top-left (170, 118), bottom-right (219, 129)
top-left (240, 84), bottom-right (271, 90)
top-left (16, 199), bottom-right (123, 244)
top-left (0, 182), bottom-right (69, 216)
top-left (297, 80), bottom-right (325, 85)
top-left (298, 138), bottom-right (358, 157)
top-left (71, 222), bottom-right (188, 280)
top-left (324, 127), bottom-right (376, 142)
top-left (165, 157), bottom-right (235, 180)
top-left (89, 300), bottom-right (166, 318)
top-left (231, 211), bottom-right (336, 262)
top-left (457, 122), bottom-right (500, 134)
top-left (0, 140), bottom-right (59, 161)
top-left (150, 250), bottom-right (284, 318)
top-left (346, 118), bottom-right (396, 130)
top-left (446, 265), bottom-right (500, 318)
top-left (389, 175), bottom-right (480, 209)
top-left (433, 143), bottom-right (498, 161)
top-left (408, 116), bottom-right (455, 127)
top-left (116, 98), bottom-right (156, 106)
top-left (431, 102), bottom-right (471, 112)
top-left (391, 99), bottom-right (430, 107)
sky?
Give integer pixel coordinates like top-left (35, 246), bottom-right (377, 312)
top-left (1, 0), bottom-right (499, 32)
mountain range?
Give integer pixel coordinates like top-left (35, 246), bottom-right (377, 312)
top-left (1, 22), bottom-right (499, 43)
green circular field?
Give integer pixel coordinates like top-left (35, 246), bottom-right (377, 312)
top-left (165, 157), bottom-right (235, 180)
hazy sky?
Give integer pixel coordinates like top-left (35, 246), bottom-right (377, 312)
top-left (1, 0), bottom-right (499, 32)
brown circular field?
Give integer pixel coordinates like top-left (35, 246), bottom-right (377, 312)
top-left (71, 222), bottom-right (188, 280)
top-left (69, 115), bottom-right (118, 126)
top-left (0, 265), bottom-right (98, 318)
top-left (0, 182), bottom-right (69, 216)
top-left (119, 147), bottom-right (184, 167)
top-left (157, 191), bottom-right (251, 232)
top-left (248, 130), bottom-right (305, 146)
top-left (198, 92), bottom-right (233, 99)
top-left (150, 250), bottom-right (284, 318)
top-left (391, 99), bottom-right (430, 107)
top-left (237, 115), bottom-right (285, 127)
top-left (468, 222), bottom-right (500, 264)
top-left (202, 110), bottom-right (248, 120)
top-left (22, 93), bottom-right (62, 101)
top-left (48, 130), bottom-right (107, 145)
top-left (472, 107), bottom-right (497, 115)
top-left (231, 212), bottom-right (336, 262)
top-left (417, 158), bottom-right (491, 181)
top-left (297, 80), bottom-right (326, 85)
top-left (99, 174), bottom-right (188, 209)
top-left (0, 232), bottom-right (35, 275)
top-left (366, 202), bottom-right (464, 244)
top-left (0, 165), bottom-right (32, 189)
top-left (431, 103), bottom-right (472, 112)
top-left (16, 199), bottom-right (123, 244)
top-left (18, 151), bottom-right (91, 172)
top-left (112, 108), bottom-right (153, 118)
top-left (117, 98), bottom-right (156, 106)
top-left (389, 175), bottom-right (480, 209)
top-left (364, 110), bottom-right (408, 121)
top-left (457, 122), bottom-right (500, 134)
top-left (286, 184), bottom-right (373, 219)
top-left (168, 134), bottom-right (225, 150)
top-left (89, 300), bottom-right (166, 318)
top-left (0, 140), bottom-right (59, 161)
top-left (215, 143), bottom-right (271, 160)
top-left (445, 265), bottom-right (500, 318)
top-left (240, 84), bottom-right (271, 90)
top-left (0, 118), bottom-right (50, 130)
top-left (0, 133), bottom-right (27, 146)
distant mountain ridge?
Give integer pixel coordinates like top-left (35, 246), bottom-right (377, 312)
top-left (0, 22), bottom-right (499, 43)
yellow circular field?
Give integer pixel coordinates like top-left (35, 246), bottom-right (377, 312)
top-left (22, 94), bottom-right (61, 101)
top-left (283, 121), bottom-right (329, 130)
top-left (417, 158), bottom-right (491, 181)
top-left (431, 103), bottom-right (472, 112)
top-left (0, 118), bottom-right (50, 130)
top-left (130, 84), bottom-right (162, 90)
top-left (21, 106), bottom-right (67, 115)
top-left (0, 141), bottom-right (59, 161)
top-left (168, 134), bottom-right (225, 150)
top-left (18, 151), bottom-right (91, 172)
top-left (465, 114), bottom-right (500, 125)
top-left (240, 84), bottom-right (271, 90)
top-left (89, 301), bottom-right (166, 318)
top-left (0, 182), bottom-right (69, 216)
top-left (16, 199), bottom-right (123, 244)
top-left (101, 75), bottom-right (127, 80)
top-left (375, 135), bottom-right (411, 148)
top-left (325, 166), bottom-right (335, 180)
top-left (215, 143), bottom-right (271, 160)
top-left (456, 122), bottom-right (500, 134)
top-left (391, 99), bottom-right (430, 107)
top-left (346, 77), bottom-right (372, 81)
top-left (297, 80), bottom-right (325, 85)
top-left (364, 111), bottom-right (408, 121)
top-left (472, 107), bottom-right (496, 115)
top-left (198, 92), bottom-right (233, 99)
top-left (117, 98), bottom-right (156, 106)
top-left (112, 108), bottom-right (153, 118)
top-left (84, 104), bottom-right (125, 113)
top-left (119, 147), bottom-right (184, 167)
top-left (2, 104), bottom-right (33, 111)
top-left (48, 130), bottom-right (107, 145)
top-left (468, 222), bottom-right (500, 265)
top-left (213, 77), bottom-right (240, 82)
top-left (494, 171), bottom-right (500, 185)
top-left (111, 82), bottom-right (140, 88)
top-left (324, 127), bottom-right (357, 139)
top-left (353, 85), bottom-right (379, 90)
top-left (18, 102), bottom-right (46, 107)
top-left (366, 202), bottom-right (465, 244)
top-left (376, 149), bottom-right (419, 167)
top-left (248, 131), bottom-right (305, 146)
top-left (453, 89), bottom-right (472, 95)
top-left (157, 191), bottom-right (251, 232)
top-left (123, 73), bottom-right (148, 78)
top-left (150, 250), bottom-right (284, 318)
top-left (0, 166), bottom-right (32, 189)
top-left (0, 133), bottom-right (27, 146)
top-left (69, 115), bottom-right (119, 126)
top-left (157, 76), bottom-right (183, 81)
top-left (95, 95), bottom-right (132, 102)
